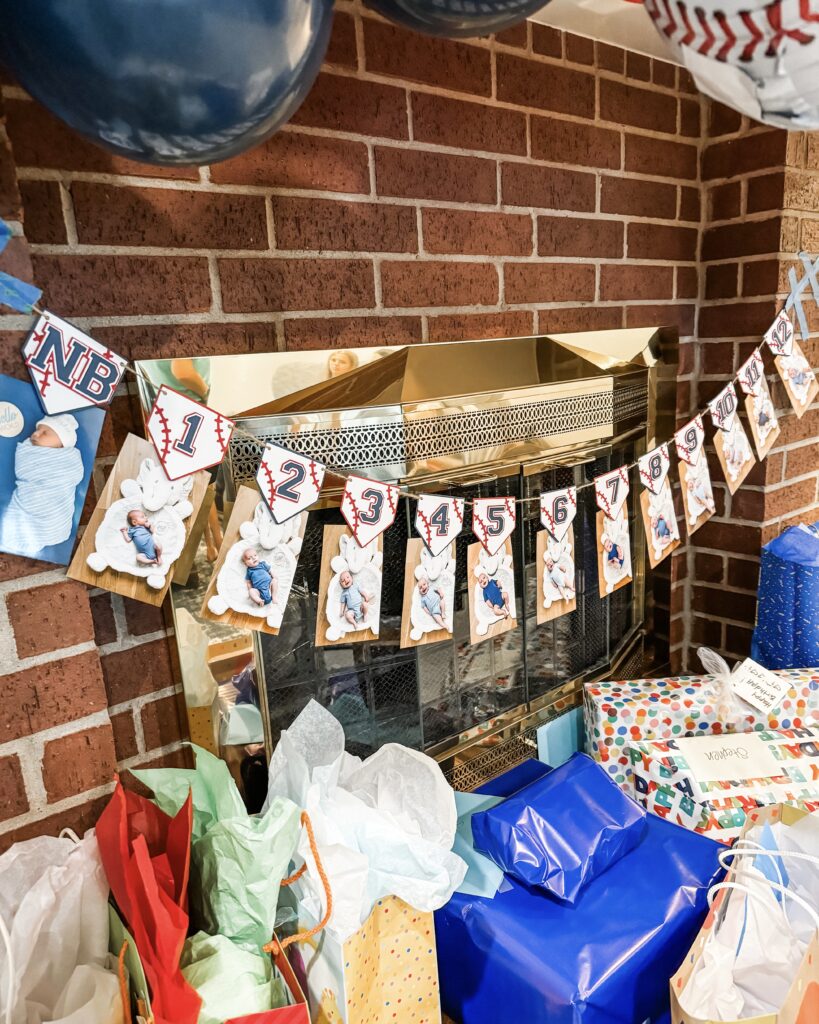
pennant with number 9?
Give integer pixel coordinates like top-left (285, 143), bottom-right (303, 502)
top-left (256, 444), bottom-right (325, 523)
top-left (539, 487), bottom-right (576, 541)
top-left (472, 497), bottom-right (516, 556)
top-left (594, 466), bottom-right (630, 520)
top-left (674, 414), bottom-right (705, 467)
top-left (637, 443), bottom-right (670, 495)
top-left (146, 384), bottom-right (234, 481)
top-left (341, 475), bottom-right (399, 548)
top-left (415, 495), bottom-right (464, 557)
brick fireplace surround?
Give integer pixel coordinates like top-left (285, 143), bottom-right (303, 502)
top-left (0, 2), bottom-right (816, 846)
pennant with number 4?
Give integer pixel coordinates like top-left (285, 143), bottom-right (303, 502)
top-left (146, 384), bottom-right (235, 481)
top-left (256, 444), bottom-right (325, 523)
top-left (638, 443), bottom-right (671, 495)
top-left (540, 487), bottom-right (576, 541)
top-left (341, 475), bottom-right (399, 548)
top-left (738, 348), bottom-right (780, 459)
top-left (472, 497), bottom-right (516, 556)
top-left (415, 495), bottom-right (464, 557)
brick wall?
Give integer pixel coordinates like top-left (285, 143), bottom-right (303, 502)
top-left (0, 3), bottom-right (815, 843)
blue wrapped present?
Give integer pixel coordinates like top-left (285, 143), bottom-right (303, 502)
top-left (751, 522), bottom-right (819, 669)
top-left (435, 761), bottom-right (723, 1024)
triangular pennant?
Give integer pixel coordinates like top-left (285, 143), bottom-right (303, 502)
top-left (708, 381), bottom-right (738, 432)
top-left (737, 348), bottom-right (765, 397)
top-left (256, 444), bottom-right (325, 524)
top-left (641, 480), bottom-right (680, 569)
top-left (414, 495), bottom-right (464, 557)
top-left (146, 384), bottom-right (234, 481)
top-left (714, 417), bottom-right (755, 494)
top-left (674, 414), bottom-right (705, 467)
top-left (774, 340), bottom-right (819, 419)
top-left (594, 466), bottom-right (630, 520)
top-left (23, 311), bottom-right (127, 414)
top-left (340, 475), bottom-right (399, 547)
top-left (679, 455), bottom-right (716, 535)
top-left (472, 496), bottom-right (516, 556)
top-left (744, 376), bottom-right (780, 460)
top-left (764, 310), bottom-right (795, 357)
top-left (539, 487), bottom-right (577, 542)
top-left (637, 443), bottom-right (671, 495)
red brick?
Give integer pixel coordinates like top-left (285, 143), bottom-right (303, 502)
top-left (412, 92), bottom-right (526, 155)
top-left (0, 122), bottom-right (21, 221)
top-left (694, 519), bottom-right (762, 555)
top-left (600, 176), bottom-right (677, 219)
top-left (597, 42), bottom-right (624, 73)
top-left (19, 180), bottom-right (66, 243)
top-left (784, 443), bottom-right (819, 478)
top-left (626, 52), bottom-right (651, 82)
top-left (699, 300), bottom-right (777, 338)
top-left (0, 650), bottom-right (106, 741)
top-left (679, 339), bottom-right (696, 374)
top-left (566, 34), bottom-right (594, 66)
top-left (95, 321), bottom-right (278, 363)
top-left (727, 558), bottom-right (760, 591)
top-left (42, 725), bottom-right (117, 804)
top-left (625, 136), bottom-right (698, 180)
top-left (427, 310), bottom-right (534, 342)
top-left (90, 593), bottom-right (117, 647)
top-left (705, 264), bottom-right (738, 299)
top-left (101, 639), bottom-right (175, 706)
top-left (127, 747), bottom-right (191, 772)
top-left (0, 795), bottom-right (110, 854)
top-left (628, 223), bottom-right (698, 262)
top-left (501, 163), bottom-right (596, 211)
top-left (744, 172), bottom-right (785, 214)
top-left (694, 552), bottom-right (724, 582)
top-left (381, 260), bottom-right (498, 307)
top-left (625, 303), bottom-right (695, 335)
top-left (677, 266), bottom-right (698, 299)
top-left (97, 393), bottom-right (139, 460)
top-left (742, 259), bottom-right (779, 297)
top-left (7, 580), bottom-right (94, 658)
top-left (325, 10), bottom-right (357, 67)
top-left (0, 331), bottom-right (30, 382)
top-left (0, 238), bottom-right (33, 311)
top-left (764, 478), bottom-right (818, 518)
top-left (292, 73), bottom-right (408, 139)
top-left (504, 263), bottom-right (595, 304)
top-left (423, 208), bottom-right (532, 256)
top-left (284, 315), bottom-right (422, 349)
top-left (111, 710), bottom-right (138, 761)
top-left (532, 24), bottom-right (563, 58)
top-left (494, 22), bottom-right (528, 48)
top-left (531, 117), bottom-right (621, 169)
top-left (31, 254), bottom-right (211, 316)
top-left (679, 187), bottom-right (701, 223)
top-left (708, 101), bottom-right (743, 137)
top-left (729, 487), bottom-right (765, 521)
top-left (497, 54), bottom-right (595, 118)
top-left (725, 624), bottom-right (755, 657)
top-left (701, 341), bottom-right (737, 375)
top-left (702, 217), bottom-right (781, 261)
top-left (692, 585), bottom-right (758, 622)
top-left (0, 551), bottom-right (50, 583)
top-left (364, 21), bottom-right (490, 95)
top-left (709, 181), bottom-right (741, 221)
top-left (600, 265), bottom-right (673, 301)
top-left (691, 614), bottom-right (723, 647)
top-left (121, 598), bottom-right (166, 637)
top-left (600, 79), bottom-right (677, 133)
top-left (680, 98), bottom-right (701, 137)
top-left (653, 61), bottom-right (676, 88)
top-left (141, 693), bottom-right (186, 752)
top-left (538, 216), bottom-right (623, 258)
top-left (211, 132), bottom-right (370, 193)
top-left (375, 147), bottom-right (496, 204)
top-left (702, 131), bottom-right (788, 180)
top-left (273, 197), bottom-right (417, 253)
top-left (538, 306), bottom-right (623, 333)
top-left (219, 257), bottom-right (374, 313)
top-left (0, 755), bottom-right (27, 823)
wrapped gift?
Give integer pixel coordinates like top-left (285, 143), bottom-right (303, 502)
top-left (629, 726), bottom-right (819, 842)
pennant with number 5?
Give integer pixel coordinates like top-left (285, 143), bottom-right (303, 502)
top-left (540, 487), bottom-right (576, 541)
top-left (638, 443), bottom-right (671, 495)
top-left (415, 495), bottom-right (464, 557)
top-left (256, 444), bottom-right (325, 523)
top-left (738, 348), bottom-right (780, 459)
top-left (472, 497), bottom-right (516, 556)
top-left (341, 475), bottom-right (399, 548)
top-left (147, 385), bottom-right (234, 481)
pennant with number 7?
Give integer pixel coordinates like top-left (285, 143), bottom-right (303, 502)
top-left (415, 495), bottom-right (464, 557)
top-left (594, 467), bottom-right (632, 598)
top-left (146, 385), bottom-right (234, 481)
top-left (472, 497), bottom-right (516, 556)
top-left (341, 476), bottom-right (399, 548)
top-left (256, 444), bottom-right (325, 523)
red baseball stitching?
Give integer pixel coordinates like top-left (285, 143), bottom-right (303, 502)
top-left (308, 460), bottom-right (322, 495)
top-left (214, 413), bottom-right (229, 453)
top-left (153, 404), bottom-right (172, 460)
top-left (260, 458), bottom-right (277, 503)
top-left (386, 485), bottom-right (397, 517)
top-left (417, 507), bottom-right (433, 548)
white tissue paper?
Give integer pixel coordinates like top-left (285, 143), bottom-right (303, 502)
top-left (263, 700), bottom-right (466, 942)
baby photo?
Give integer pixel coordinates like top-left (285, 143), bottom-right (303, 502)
top-left (776, 344), bottom-right (818, 418)
top-left (679, 456), bottom-right (716, 534)
top-left (536, 527), bottom-right (576, 624)
top-left (596, 508), bottom-right (633, 598)
top-left (400, 539), bottom-right (455, 648)
top-left (316, 524), bottom-right (382, 647)
top-left (714, 418), bottom-right (755, 494)
top-left (640, 481), bottom-right (681, 569)
top-left (0, 374), bottom-right (104, 565)
top-left (467, 538), bottom-right (517, 645)
top-left (745, 382), bottom-right (780, 460)
top-left (202, 484), bottom-right (306, 636)
top-left (68, 432), bottom-right (208, 606)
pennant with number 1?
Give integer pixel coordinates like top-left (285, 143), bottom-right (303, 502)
top-left (341, 475), bottom-right (399, 548)
top-left (147, 385), bottom-right (235, 481)
top-left (415, 495), bottom-right (464, 557)
top-left (256, 443), bottom-right (325, 523)
top-left (472, 497), bottom-right (516, 556)
top-left (738, 348), bottom-right (780, 459)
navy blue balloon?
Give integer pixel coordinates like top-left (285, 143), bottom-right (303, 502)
top-left (0, 0), bottom-right (333, 165)
top-left (365, 0), bottom-right (550, 38)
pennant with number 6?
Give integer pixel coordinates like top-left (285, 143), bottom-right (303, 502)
top-left (594, 466), bottom-right (629, 520)
top-left (472, 497), bottom-right (516, 556)
top-left (738, 348), bottom-right (780, 460)
top-left (256, 444), bottom-right (325, 523)
top-left (24, 311), bottom-right (127, 414)
top-left (341, 475), bottom-right (399, 548)
top-left (147, 384), bottom-right (235, 481)
top-left (538, 488), bottom-right (577, 624)
top-left (638, 443), bottom-right (670, 495)
top-left (539, 487), bottom-right (576, 541)
top-left (674, 414), bottom-right (705, 467)
top-left (415, 495), bottom-right (464, 557)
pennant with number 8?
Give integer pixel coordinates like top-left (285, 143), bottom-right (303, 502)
top-left (472, 497), bottom-right (516, 556)
top-left (415, 495), bottom-right (464, 557)
top-left (594, 466), bottom-right (630, 520)
top-left (256, 444), bottom-right (325, 523)
top-left (146, 384), bottom-right (234, 481)
top-left (539, 487), bottom-right (576, 541)
top-left (341, 475), bottom-right (399, 548)
top-left (674, 415), bottom-right (705, 467)
top-left (638, 443), bottom-right (670, 495)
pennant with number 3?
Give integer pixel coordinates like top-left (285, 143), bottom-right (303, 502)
top-left (147, 385), bottom-right (234, 481)
top-left (594, 466), bottom-right (629, 519)
top-left (638, 443), bottom-right (670, 495)
top-left (415, 495), bottom-right (464, 557)
top-left (341, 475), bottom-right (399, 548)
top-left (540, 487), bottom-right (576, 541)
top-left (472, 497), bottom-right (516, 556)
top-left (256, 444), bottom-right (325, 523)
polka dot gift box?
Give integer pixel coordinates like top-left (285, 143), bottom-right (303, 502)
top-left (583, 666), bottom-right (819, 792)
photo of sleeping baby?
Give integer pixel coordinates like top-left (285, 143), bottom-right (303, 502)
top-left (68, 432), bottom-right (208, 606)
top-left (0, 374), bottom-right (104, 565)
top-left (400, 539), bottom-right (455, 648)
top-left (713, 418), bottom-right (755, 494)
top-left (201, 484), bottom-right (306, 636)
top-left (744, 382), bottom-right (780, 460)
top-left (679, 456), bottom-right (716, 534)
top-left (596, 508), bottom-right (633, 597)
top-left (776, 344), bottom-right (819, 418)
top-left (316, 524), bottom-right (383, 647)
top-left (536, 527), bottom-right (576, 624)
top-left (467, 538), bottom-right (517, 645)
top-left (640, 481), bottom-right (681, 569)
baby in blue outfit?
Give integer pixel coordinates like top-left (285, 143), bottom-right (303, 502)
top-left (339, 569), bottom-right (372, 626)
top-left (478, 571), bottom-right (510, 619)
top-left (243, 548), bottom-right (278, 607)
top-left (418, 576), bottom-right (446, 629)
top-left (121, 509), bottom-right (162, 566)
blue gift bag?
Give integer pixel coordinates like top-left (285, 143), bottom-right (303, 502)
top-left (751, 522), bottom-right (819, 669)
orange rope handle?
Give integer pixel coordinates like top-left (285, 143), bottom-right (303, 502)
top-left (263, 811), bottom-right (333, 955)
top-left (118, 940), bottom-right (133, 1024)
top-left (281, 862), bottom-right (307, 887)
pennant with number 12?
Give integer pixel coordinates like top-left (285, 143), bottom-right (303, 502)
top-left (415, 495), bottom-right (464, 557)
top-left (146, 385), bottom-right (235, 481)
top-left (341, 476), bottom-right (399, 548)
top-left (256, 444), bottom-right (325, 523)
top-left (594, 467), bottom-right (632, 598)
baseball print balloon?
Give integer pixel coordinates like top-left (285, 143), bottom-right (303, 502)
top-left (539, 487), bottom-right (576, 541)
top-left (472, 496), bottom-right (516, 556)
top-left (594, 466), bottom-right (630, 520)
top-left (340, 476), bottom-right (399, 548)
top-left (147, 385), bottom-right (234, 481)
top-left (638, 443), bottom-right (671, 495)
top-left (256, 444), bottom-right (325, 523)
top-left (674, 414), bottom-right (705, 466)
top-left (414, 495), bottom-right (464, 557)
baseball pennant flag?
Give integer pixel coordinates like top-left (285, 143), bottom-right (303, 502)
top-left (638, 443), bottom-right (671, 495)
top-left (764, 310), bottom-right (795, 357)
top-left (708, 381), bottom-right (739, 432)
top-left (340, 475), bottom-right (399, 548)
top-left (539, 486), bottom-right (576, 541)
top-left (594, 466), bottom-right (630, 520)
top-left (674, 414), bottom-right (705, 466)
top-left (737, 348), bottom-right (765, 397)
top-left (147, 384), bottom-right (235, 481)
top-left (256, 444), bottom-right (325, 524)
top-left (415, 494), bottom-right (464, 557)
top-left (738, 348), bottom-right (780, 459)
top-left (23, 311), bottom-right (127, 415)
top-left (472, 496), bottom-right (516, 556)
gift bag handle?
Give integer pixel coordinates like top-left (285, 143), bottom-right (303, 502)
top-left (263, 811), bottom-right (333, 956)
top-left (708, 879), bottom-right (819, 933)
top-left (117, 941), bottom-right (133, 1024)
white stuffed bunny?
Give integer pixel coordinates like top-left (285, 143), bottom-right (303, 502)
top-left (472, 547), bottom-right (516, 637)
top-left (542, 535), bottom-right (575, 610)
top-left (409, 545), bottom-right (455, 641)
top-left (685, 459), bottom-right (715, 526)
top-left (86, 458), bottom-right (193, 590)
top-left (600, 508), bottom-right (632, 595)
top-left (325, 533), bottom-right (383, 642)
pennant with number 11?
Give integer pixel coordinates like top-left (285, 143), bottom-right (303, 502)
top-left (415, 495), bottom-right (464, 557)
top-left (594, 467), bottom-right (632, 598)
top-left (738, 348), bottom-right (780, 459)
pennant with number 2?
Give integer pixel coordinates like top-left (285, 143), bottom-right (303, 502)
top-left (341, 475), bottom-right (399, 548)
top-left (472, 497), bottom-right (516, 556)
top-left (147, 385), bottom-right (235, 481)
top-left (415, 495), bottom-right (464, 557)
top-left (256, 444), bottom-right (325, 524)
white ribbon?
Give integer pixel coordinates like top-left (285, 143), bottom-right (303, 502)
top-left (697, 646), bottom-right (747, 726)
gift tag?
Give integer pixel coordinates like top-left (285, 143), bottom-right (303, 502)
top-left (540, 486), bottom-right (576, 541)
top-left (730, 657), bottom-right (791, 715)
top-left (674, 414), bottom-right (705, 467)
top-left (737, 348), bottom-right (765, 397)
top-left (638, 443), bottom-right (670, 495)
top-left (708, 381), bottom-right (738, 432)
top-left (340, 475), bottom-right (399, 548)
top-left (256, 443), bottom-right (325, 523)
top-left (594, 466), bottom-right (630, 519)
top-left (146, 385), bottom-right (234, 481)
top-left (673, 733), bottom-right (783, 783)
top-left (764, 309), bottom-right (795, 357)
top-left (472, 497), bottom-right (516, 557)
top-left (24, 310), bottom-right (127, 414)
top-left (415, 495), bottom-right (464, 557)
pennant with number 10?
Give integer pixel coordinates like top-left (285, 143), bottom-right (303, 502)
top-left (472, 497), bottom-right (516, 556)
top-left (540, 487), bottom-right (576, 541)
top-left (341, 475), bottom-right (399, 548)
top-left (256, 444), bottom-right (325, 523)
top-left (146, 385), bottom-right (235, 481)
top-left (415, 495), bottom-right (464, 557)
